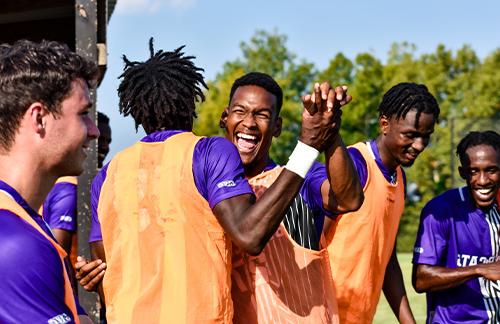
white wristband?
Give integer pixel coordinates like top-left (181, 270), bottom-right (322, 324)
top-left (285, 141), bottom-right (319, 178)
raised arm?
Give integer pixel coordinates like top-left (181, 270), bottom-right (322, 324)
top-left (315, 84), bottom-right (363, 214)
top-left (214, 82), bottom-right (342, 255)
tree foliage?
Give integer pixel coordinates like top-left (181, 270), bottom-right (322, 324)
top-left (194, 30), bottom-right (500, 251)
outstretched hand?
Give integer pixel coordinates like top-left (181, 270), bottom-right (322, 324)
top-left (75, 256), bottom-right (106, 292)
top-left (299, 82), bottom-right (351, 150)
top-left (302, 82), bottom-right (351, 115)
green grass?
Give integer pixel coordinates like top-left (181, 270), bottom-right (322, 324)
top-left (373, 253), bottom-right (427, 324)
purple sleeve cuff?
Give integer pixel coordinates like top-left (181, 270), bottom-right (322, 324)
top-left (193, 137), bottom-right (253, 209)
top-left (347, 147), bottom-right (368, 188)
top-left (89, 164), bottom-right (109, 243)
top-left (44, 183), bottom-right (77, 232)
top-left (301, 162), bottom-right (330, 216)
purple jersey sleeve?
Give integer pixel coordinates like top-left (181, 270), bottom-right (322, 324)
top-left (43, 182), bottom-right (77, 232)
top-left (300, 161), bottom-right (329, 216)
top-left (0, 210), bottom-right (76, 323)
top-left (193, 137), bottom-right (253, 209)
top-left (89, 163), bottom-right (108, 243)
top-left (412, 198), bottom-right (450, 265)
top-left (347, 146), bottom-right (368, 188)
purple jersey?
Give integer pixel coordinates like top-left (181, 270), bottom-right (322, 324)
top-left (348, 140), bottom-right (407, 189)
top-left (413, 187), bottom-right (500, 323)
top-left (0, 181), bottom-right (83, 323)
top-left (89, 130), bottom-right (254, 242)
top-left (43, 181), bottom-right (77, 232)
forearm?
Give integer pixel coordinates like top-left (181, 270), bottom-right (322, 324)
top-left (413, 264), bottom-right (481, 293)
top-left (383, 251), bottom-right (415, 323)
top-left (324, 135), bottom-right (363, 213)
top-left (215, 170), bottom-right (304, 255)
top-left (53, 229), bottom-right (73, 256)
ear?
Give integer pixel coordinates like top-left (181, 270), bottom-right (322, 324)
top-left (273, 116), bottom-right (282, 137)
top-left (379, 115), bottom-right (390, 135)
top-left (458, 166), bottom-right (467, 180)
top-left (25, 102), bottom-right (48, 135)
top-left (219, 107), bottom-right (229, 129)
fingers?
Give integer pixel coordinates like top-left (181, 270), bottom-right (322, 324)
top-left (326, 88), bottom-right (335, 112)
top-left (302, 93), bottom-right (317, 115)
top-left (313, 82), bottom-right (322, 113)
top-left (77, 260), bottom-right (107, 291)
top-left (75, 256), bottom-right (87, 271)
top-left (75, 259), bottom-right (104, 279)
top-left (305, 82), bottom-right (352, 115)
top-left (82, 267), bottom-right (106, 292)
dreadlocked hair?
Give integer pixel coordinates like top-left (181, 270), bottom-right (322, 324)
top-left (378, 82), bottom-right (440, 128)
top-left (456, 130), bottom-right (500, 166)
top-left (118, 38), bottom-right (207, 133)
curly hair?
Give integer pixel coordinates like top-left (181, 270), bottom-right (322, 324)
top-left (456, 130), bottom-right (500, 166)
top-left (0, 39), bottom-right (98, 150)
top-left (378, 82), bottom-right (440, 128)
top-left (117, 38), bottom-right (207, 133)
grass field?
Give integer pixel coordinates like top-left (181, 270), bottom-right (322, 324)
top-left (373, 253), bottom-right (427, 324)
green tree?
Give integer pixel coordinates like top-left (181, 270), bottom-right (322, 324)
top-left (194, 29), bottom-right (315, 164)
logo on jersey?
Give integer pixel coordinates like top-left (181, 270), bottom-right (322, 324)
top-left (59, 215), bottom-right (73, 223)
top-left (48, 313), bottom-right (71, 324)
top-left (217, 180), bottom-right (236, 188)
top-left (414, 247), bottom-right (424, 254)
top-left (456, 253), bottom-right (500, 267)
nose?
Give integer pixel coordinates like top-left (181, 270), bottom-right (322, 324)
top-left (241, 112), bottom-right (257, 128)
top-left (412, 137), bottom-right (428, 153)
top-left (86, 116), bottom-right (100, 141)
top-left (477, 171), bottom-right (491, 187)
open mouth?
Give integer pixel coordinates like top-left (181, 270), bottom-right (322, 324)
top-left (236, 133), bottom-right (259, 153)
top-left (474, 188), bottom-right (494, 197)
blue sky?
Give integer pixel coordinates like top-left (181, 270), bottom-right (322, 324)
top-left (98, 0), bottom-right (500, 161)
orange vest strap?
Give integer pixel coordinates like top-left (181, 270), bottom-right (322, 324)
top-left (0, 191), bottom-right (79, 323)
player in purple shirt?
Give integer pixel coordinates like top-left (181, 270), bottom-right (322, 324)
top-left (0, 40), bottom-right (98, 323)
top-left (44, 111), bottom-right (111, 255)
top-left (413, 130), bottom-right (500, 323)
top-left (83, 39), bottom-right (343, 319)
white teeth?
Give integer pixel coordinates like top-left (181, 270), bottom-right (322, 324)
top-left (237, 133), bottom-right (257, 140)
top-left (477, 189), bottom-right (492, 195)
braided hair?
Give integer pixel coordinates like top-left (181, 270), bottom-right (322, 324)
top-left (378, 82), bottom-right (440, 128)
top-left (456, 130), bottom-right (500, 166)
top-left (118, 38), bottom-right (207, 133)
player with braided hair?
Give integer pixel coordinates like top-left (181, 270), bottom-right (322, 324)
top-left (324, 82), bottom-right (440, 324)
top-left (86, 39), bottom-right (347, 323)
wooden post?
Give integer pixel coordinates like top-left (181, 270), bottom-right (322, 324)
top-left (75, 0), bottom-right (100, 321)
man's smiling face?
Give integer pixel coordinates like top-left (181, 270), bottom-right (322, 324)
top-left (221, 85), bottom-right (281, 177)
top-left (460, 144), bottom-right (500, 209)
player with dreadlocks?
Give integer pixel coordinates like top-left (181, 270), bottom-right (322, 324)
top-left (86, 38), bottom-right (344, 323)
top-left (323, 82), bottom-right (440, 324)
top-left (412, 130), bottom-right (500, 323)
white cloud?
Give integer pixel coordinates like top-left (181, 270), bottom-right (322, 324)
top-left (116, 0), bottom-right (197, 14)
